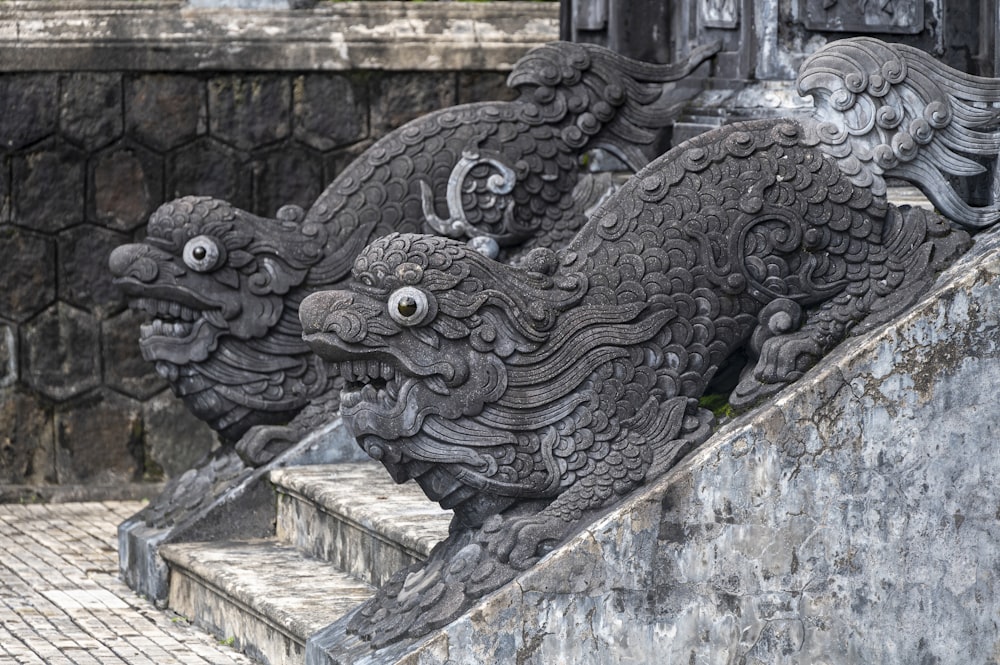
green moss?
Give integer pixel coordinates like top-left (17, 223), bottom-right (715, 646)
top-left (699, 393), bottom-right (734, 420)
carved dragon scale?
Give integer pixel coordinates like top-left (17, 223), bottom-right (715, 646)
top-left (108, 41), bottom-right (719, 487)
top-left (298, 37), bottom-right (1000, 648)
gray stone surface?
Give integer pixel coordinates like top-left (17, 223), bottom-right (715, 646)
top-left (0, 385), bottom-right (54, 486)
top-left (125, 73), bottom-right (207, 152)
top-left (162, 539), bottom-right (374, 665)
top-left (12, 142), bottom-right (86, 233)
top-left (91, 143), bottom-right (163, 232)
top-left (0, 501), bottom-right (254, 665)
top-left (21, 302), bottom-right (100, 402)
top-left (0, 73), bottom-right (58, 149)
top-left (0, 2), bottom-right (559, 72)
top-left (57, 223), bottom-right (130, 317)
top-left (54, 387), bottom-right (143, 485)
top-left (0, 225), bottom-right (55, 322)
top-left (59, 72), bottom-right (124, 150)
top-left (292, 74), bottom-right (369, 152)
top-left (208, 74), bottom-right (291, 151)
top-left (0, 1), bottom-right (555, 495)
top-left (272, 464), bottom-right (451, 587)
top-left (371, 225), bottom-right (1000, 665)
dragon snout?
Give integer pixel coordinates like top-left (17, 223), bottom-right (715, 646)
top-left (108, 243), bottom-right (160, 283)
top-left (300, 289), bottom-right (368, 345)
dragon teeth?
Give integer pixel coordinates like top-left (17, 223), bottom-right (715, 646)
top-left (339, 362), bottom-right (355, 381)
top-left (132, 297), bottom-right (206, 323)
top-left (140, 319), bottom-right (192, 338)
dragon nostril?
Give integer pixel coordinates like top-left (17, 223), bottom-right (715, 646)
top-left (109, 245), bottom-right (159, 282)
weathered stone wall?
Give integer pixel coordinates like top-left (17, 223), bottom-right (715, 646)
top-left (0, 2), bottom-right (558, 500)
top-left (380, 225), bottom-right (1000, 663)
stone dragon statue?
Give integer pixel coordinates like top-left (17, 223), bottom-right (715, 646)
top-left (108, 41), bottom-right (719, 467)
top-left (298, 37), bottom-right (999, 648)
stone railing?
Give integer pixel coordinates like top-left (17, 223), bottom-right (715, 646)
top-left (0, 1), bottom-right (558, 500)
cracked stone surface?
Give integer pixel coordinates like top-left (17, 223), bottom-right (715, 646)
top-left (381, 227), bottom-right (1000, 664)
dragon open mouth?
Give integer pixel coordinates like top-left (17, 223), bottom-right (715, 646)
top-left (338, 359), bottom-right (401, 410)
top-left (129, 297), bottom-right (225, 364)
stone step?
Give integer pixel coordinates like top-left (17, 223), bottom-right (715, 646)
top-left (270, 463), bottom-right (453, 588)
top-left (160, 539), bottom-right (373, 665)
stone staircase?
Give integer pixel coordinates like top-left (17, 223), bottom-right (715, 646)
top-left (158, 463), bottom-right (452, 665)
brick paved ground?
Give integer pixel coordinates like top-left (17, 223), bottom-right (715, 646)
top-left (0, 501), bottom-right (254, 665)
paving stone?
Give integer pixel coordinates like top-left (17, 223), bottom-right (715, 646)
top-left (126, 74), bottom-right (207, 152)
top-left (208, 74), bottom-right (291, 151)
top-left (252, 142), bottom-right (324, 216)
top-left (57, 224), bottom-right (130, 317)
top-left (0, 385), bottom-right (55, 485)
top-left (91, 143), bottom-right (163, 232)
top-left (0, 225), bottom-right (56, 323)
top-left (0, 502), bottom-right (253, 665)
top-left (166, 137), bottom-right (251, 211)
top-left (53, 388), bottom-right (142, 485)
top-left (0, 74), bottom-right (59, 150)
top-left (60, 73), bottom-right (124, 151)
top-left (12, 141), bottom-right (86, 233)
top-left (370, 72), bottom-right (456, 136)
top-left (292, 73), bottom-right (368, 151)
top-left (21, 302), bottom-right (99, 402)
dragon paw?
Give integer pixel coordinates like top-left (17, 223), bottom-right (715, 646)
top-left (481, 513), bottom-right (567, 569)
top-left (730, 333), bottom-right (824, 408)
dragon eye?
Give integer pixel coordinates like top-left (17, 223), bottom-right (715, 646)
top-left (388, 286), bottom-right (430, 326)
top-left (182, 235), bottom-right (223, 272)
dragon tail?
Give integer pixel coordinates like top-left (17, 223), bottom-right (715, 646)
top-left (507, 40), bottom-right (720, 170)
top-left (798, 36), bottom-right (1000, 229)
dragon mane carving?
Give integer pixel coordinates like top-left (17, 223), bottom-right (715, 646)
top-left (109, 41), bottom-right (718, 466)
top-left (298, 37), bottom-right (997, 648)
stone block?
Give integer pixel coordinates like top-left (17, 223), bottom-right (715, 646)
top-left (0, 320), bottom-right (14, 388)
top-left (208, 75), bottom-right (291, 151)
top-left (323, 139), bottom-right (374, 184)
top-left (126, 73), bottom-right (207, 152)
top-left (54, 387), bottom-right (142, 484)
top-left (102, 308), bottom-right (167, 401)
top-left (370, 72), bottom-right (456, 136)
top-left (12, 142), bottom-right (86, 233)
top-left (142, 390), bottom-right (219, 480)
top-left (252, 143), bottom-right (324, 217)
top-left (0, 74), bottom-right (58, 150)
top-left (0, 385), bottom-right (55, 485)
top-left (458, 71), bottom-right (518, 105)
top-left (167, 137), bottom-right (252, 211)
top-left (0, 155), bottom-right (9, 223)
top-left (91, 143), bottom-right (163, 232)
top-left (59, 72), bottom-right (124, 150)
top-left (57, 224), bottom-right (129, 317)
top-left (292, 74), bottom-right (368, 151)
top-left (21, 302), bottom-right (100, 402)
top-left (0, 226), bottom-right (56, 322)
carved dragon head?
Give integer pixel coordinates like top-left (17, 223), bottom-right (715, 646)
top-left (109, 196), bottom-right (333, 439)
top-left (300, 232), bottom-right (693, 527)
